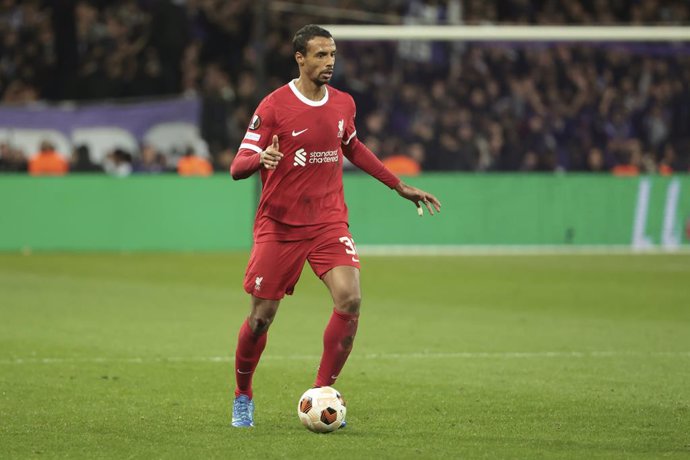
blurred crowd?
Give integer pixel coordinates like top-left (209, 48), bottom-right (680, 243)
top-left (0, 139), bottom-right (215, 175)
top-left (1, 0), bottom-right (689, 175)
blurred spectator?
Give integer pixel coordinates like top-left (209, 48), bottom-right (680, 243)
top-left (520, 151), bottom-right (540, 172)
top-left (133, 143), bottom-right (166, 174)
top-left (611, 140), bottom-right (642, 176)
top-left (103, 148), bottom-right (133, 177)
top-left (200, 62), bottom-right (235, 156)
top-left (0, 142), bottom-right (27, 172)
top-left (455, 123), bottom-right (481, 170)
top-left (177, 146), bottom-right (212, 176)
top-left (2, 79), bottom-right (39, 103)
top-left (585, 147), bottom-right (606, 173)
top-left (382, 153), bottom-right (421, 176)
top-left (28, 140), bottom-right (68, 176)
top-left (658, 143), bottom-right (677, 176)
top-left (70, 145), bottom-right (102, 173)
top-left (213, 147), bottom-right (235, 173)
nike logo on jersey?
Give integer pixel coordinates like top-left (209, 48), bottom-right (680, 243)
top-left (292, 128), bottom-right (308, 136)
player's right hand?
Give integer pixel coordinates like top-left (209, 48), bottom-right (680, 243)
top-left (260, 135), bottom-right (283, 170)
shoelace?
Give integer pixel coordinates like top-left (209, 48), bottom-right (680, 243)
top-left (233, 396), bottom-right (252, 423)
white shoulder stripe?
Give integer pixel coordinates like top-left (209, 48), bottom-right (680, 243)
top-left (342, 130), bottom-right (357, 145)
top-left (239, 143), bottom-right (262, 154)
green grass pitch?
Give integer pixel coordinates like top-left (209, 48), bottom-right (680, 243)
top-left (1, 253), bottom-right (689, 459)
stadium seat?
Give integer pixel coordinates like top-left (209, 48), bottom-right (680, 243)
top-left (143, 122), bottom-right (209, 159)
top-left (0, 128), bottom-right (71, 159)
top-left (72, 127), bottom-right (139, 164)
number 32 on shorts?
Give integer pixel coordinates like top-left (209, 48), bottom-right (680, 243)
top-left (339, 236), bottom-right (359, 263)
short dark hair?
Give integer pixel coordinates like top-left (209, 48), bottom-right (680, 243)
top-left (293, 25), bottom-right (332, 56)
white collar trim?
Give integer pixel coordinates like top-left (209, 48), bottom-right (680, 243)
top-left (289, 80), bottom-right (329, 107)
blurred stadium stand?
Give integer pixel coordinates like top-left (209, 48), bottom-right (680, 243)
top-left (0, 0), bottom-right (689, 175)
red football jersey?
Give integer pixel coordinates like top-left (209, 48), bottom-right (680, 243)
top-left (233, 80), bottom-right (398, 242)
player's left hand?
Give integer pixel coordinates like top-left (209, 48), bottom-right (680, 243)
top-left (394, 181), bottom-right (441, 216)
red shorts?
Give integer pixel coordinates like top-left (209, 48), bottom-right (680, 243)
top-left (243, 225), bottom-right (360, 300)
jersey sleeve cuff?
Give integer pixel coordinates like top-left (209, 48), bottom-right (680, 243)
top-left (239, 143), bottom-right (263, 154)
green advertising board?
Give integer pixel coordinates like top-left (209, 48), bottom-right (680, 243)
top-left (345, 174), bottom-right (690, 251)
top-left (0, 174), bottom-right (688, 252)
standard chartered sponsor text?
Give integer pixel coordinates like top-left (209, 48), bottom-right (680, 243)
top-left (309, 149), bottom-right (339, 164)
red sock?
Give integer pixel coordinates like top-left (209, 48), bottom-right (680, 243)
top-left (315, 309), bottom-right (359, 387)
top-left (234, 318), bottom-right (267, 399)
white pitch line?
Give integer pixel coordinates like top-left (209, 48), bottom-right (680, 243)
top-left (1, 351), bottom-right (689, 365)
top-left (358, 245), bottom-right (690, 256)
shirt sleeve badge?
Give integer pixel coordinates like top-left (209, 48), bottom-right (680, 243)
top-left (249, 114), bottom-right (261, 130)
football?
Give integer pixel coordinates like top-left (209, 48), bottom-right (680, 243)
top-left (297, 386), bottom-right (347, 433)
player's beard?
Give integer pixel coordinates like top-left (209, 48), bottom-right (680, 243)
top-left (315, 69), bottom-right (333, 86)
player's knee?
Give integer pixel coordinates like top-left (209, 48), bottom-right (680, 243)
top-left (249, 308), bottom-right (277, 334)
top-left (249, 298), bottom-right (279, 334)
top-left (249, 315), bottom-right (273, 334)
top-left (335, 294), bottom-right (361, 314)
